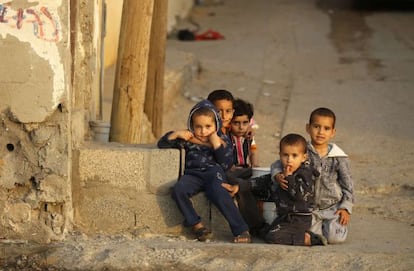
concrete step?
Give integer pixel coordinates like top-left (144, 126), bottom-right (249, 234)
top-left (73, 141), bottom-right (181, 234)
top-left (73, 141), bottom-right (230, 237)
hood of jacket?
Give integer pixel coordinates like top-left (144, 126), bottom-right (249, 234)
top-left (187, 99), bottom-right (223, 135)
top-left (308, 142), bottom-right (348, 158)
top-left (327, 143), bottom-right (348, 157)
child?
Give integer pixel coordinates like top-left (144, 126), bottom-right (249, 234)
top-left (207, 89), bottom-right (255, 140)
top-left (228, 98), bottom-right (265, 234)
top-left (157, 99), bottom-right (251, 243)
top-left (263, 133), bottom-right (326, 246)
top-left (207, 89), bottom-right (235, 135)
top-left (229, 99), bottom-right (259, 168)
top-left (207, 90), bottom-right (265, 234)
top-left (273, 107), bottom-right (354, 244)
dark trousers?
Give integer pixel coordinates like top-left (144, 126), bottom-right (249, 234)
top-left (171, 168), bottom-right (248, 236)
top-left (226, 168), bottom-right (266, 232)
top-left (264, 214), bottom-right (312, 245)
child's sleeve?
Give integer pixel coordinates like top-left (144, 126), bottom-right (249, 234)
top-left (214, 135), bottom-right (234, 171)
top-left (285, 169), bottom-right (314, 201)
top-left (157, 131), bottom-right (183, 149)
top-left (270, 160), bottom-right (283, 180)
top-left (250, 137), bottom-right (257, 152)
top-left (249, 137), bottom-right (259, 167)
top-left (337, 157), bottom-right (354, 213)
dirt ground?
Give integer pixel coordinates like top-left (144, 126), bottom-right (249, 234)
top-left (2, 69), bottom-right (414, 270)
top-left (1, 0), bottom-right (414, 270)
top-left (2, 84), bottom-right (413, 271)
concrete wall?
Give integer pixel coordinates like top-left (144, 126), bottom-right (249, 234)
top-left (0, 0), bottom-right (198, 243)
top-left (0, 0), bottom-right (72, 243)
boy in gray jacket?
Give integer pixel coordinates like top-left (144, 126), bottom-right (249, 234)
top-left (272, 107), bottom-right (354, 244)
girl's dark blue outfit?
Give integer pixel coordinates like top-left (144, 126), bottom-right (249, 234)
top-left (157, 100), bottom-right (248, 237)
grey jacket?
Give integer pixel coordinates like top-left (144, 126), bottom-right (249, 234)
top-left (270, 142), bottom-right (354, 213)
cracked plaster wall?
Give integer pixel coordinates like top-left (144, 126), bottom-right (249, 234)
top-left (0, 0), bottom-right (72, 243)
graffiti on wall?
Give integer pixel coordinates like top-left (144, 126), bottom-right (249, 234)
top-left (0, 1), bottom-right (65, 115)
top-left (0, 4), bottom-right (59, 42)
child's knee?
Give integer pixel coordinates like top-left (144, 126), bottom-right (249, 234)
top-left (323, 220), bottom-right (348, 244)
top-left (327, 233), bottom-right (347, 244)
top-left (172, 182), bottom-right (187, 198)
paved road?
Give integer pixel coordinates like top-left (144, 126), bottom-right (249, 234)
top-left (165, 0), bottom-right (414, 267)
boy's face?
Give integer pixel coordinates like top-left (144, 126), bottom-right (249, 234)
top-left (192, 114), bottom-right (216, 143)
top-left (279, 144), bottom-right (307, 173)
top-left (230, 115), bottom-right (250, 137)
top-left (306, 115), bottom-right (336, 147)
top-left (213, 99), bottom-right (234, 129)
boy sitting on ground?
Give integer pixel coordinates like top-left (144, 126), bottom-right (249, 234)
top-left (274, 107), bottom-right (354, 244)
top-left (263, 133), bottom-right (326, 246)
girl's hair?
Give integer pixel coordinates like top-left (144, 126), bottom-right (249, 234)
top-left (309, 107), bottom-right (336, 128)
top-left (233, 98), bottom-right (253, 119)
top-left (279, 133), bottom-right (307, 153)
top-left (207, 89), bottom-right (234, 104)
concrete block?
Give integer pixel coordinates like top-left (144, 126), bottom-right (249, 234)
top-left (74, 184), bottom-right (181, 234)
top-left (74, 142), bottom-right (232, 236)
top-left (78, 142), bottom-right (180, 193)
top-left (74, 142), bottom-right (183, 233)
top-left (146, 148), bottom-right (180, 195)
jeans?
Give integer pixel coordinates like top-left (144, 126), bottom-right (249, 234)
top-left (172, 168), bottom-right (249, 236)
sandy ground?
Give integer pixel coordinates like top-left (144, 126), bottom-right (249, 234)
top-left (1, 0), bottom-right (414, 270)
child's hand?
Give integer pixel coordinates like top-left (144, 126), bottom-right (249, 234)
top-left (274, 165), bottom-right (293, 191)
top-left (274, 173), bottom-right (288, 190)
top-left (221, 183), bottom-right (239, 197)
top-left (176, 130), bottom-right (194, 141)
top-left (284, 165), bottom-right (293, 176)
top-left (209, 132), bottom-right (222, 149)
top-left (168, 130), bottom-right (193, 141)
top-left (245, 125), bottom-right (255, 140)
top-left (336, 209), bottom-right (350, 225)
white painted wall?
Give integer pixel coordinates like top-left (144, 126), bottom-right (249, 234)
top-left (0, 0), bottom-right (67, 123)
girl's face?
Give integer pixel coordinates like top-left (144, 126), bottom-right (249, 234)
top-left (279, 144), bottom-right (307, 173)
top-left (192, 114), bottom-right (216, 143)
top-left (230, 115), bottom-right (250, 137)
top-left (306, 115), bottom-right (336, 147)
top-left (213, 99), bottom-right (234, 129)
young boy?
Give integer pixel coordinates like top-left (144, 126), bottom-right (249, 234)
top-left (157, 99), bottom-right (251, 243)
top-left (207, 89), bottom-right (235, 135)
top-left (229, 99), bottom-right (259, 168)
top-left (207, 90), bottom-right (265, 234)
top-left (264, 133), bottom-right (326, 246)
top-left (273, 107), bottom-right (354, 244)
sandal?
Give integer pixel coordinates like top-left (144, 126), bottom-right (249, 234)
top-left (233, 231), bottom-right (252, 243)
top-left (193, 226), bottom-right (213, 242)
top-left (307, 231), bottom-right (328, 246)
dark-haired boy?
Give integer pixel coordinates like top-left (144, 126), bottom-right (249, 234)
top-left (229, 98), bottom-right (259, 168)
top-left (264, 133), bottom-right (326, 246)
top-left (273, 107), bottom-right (354, 244)
top-left (207, 91), bottom-right (265, 234)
